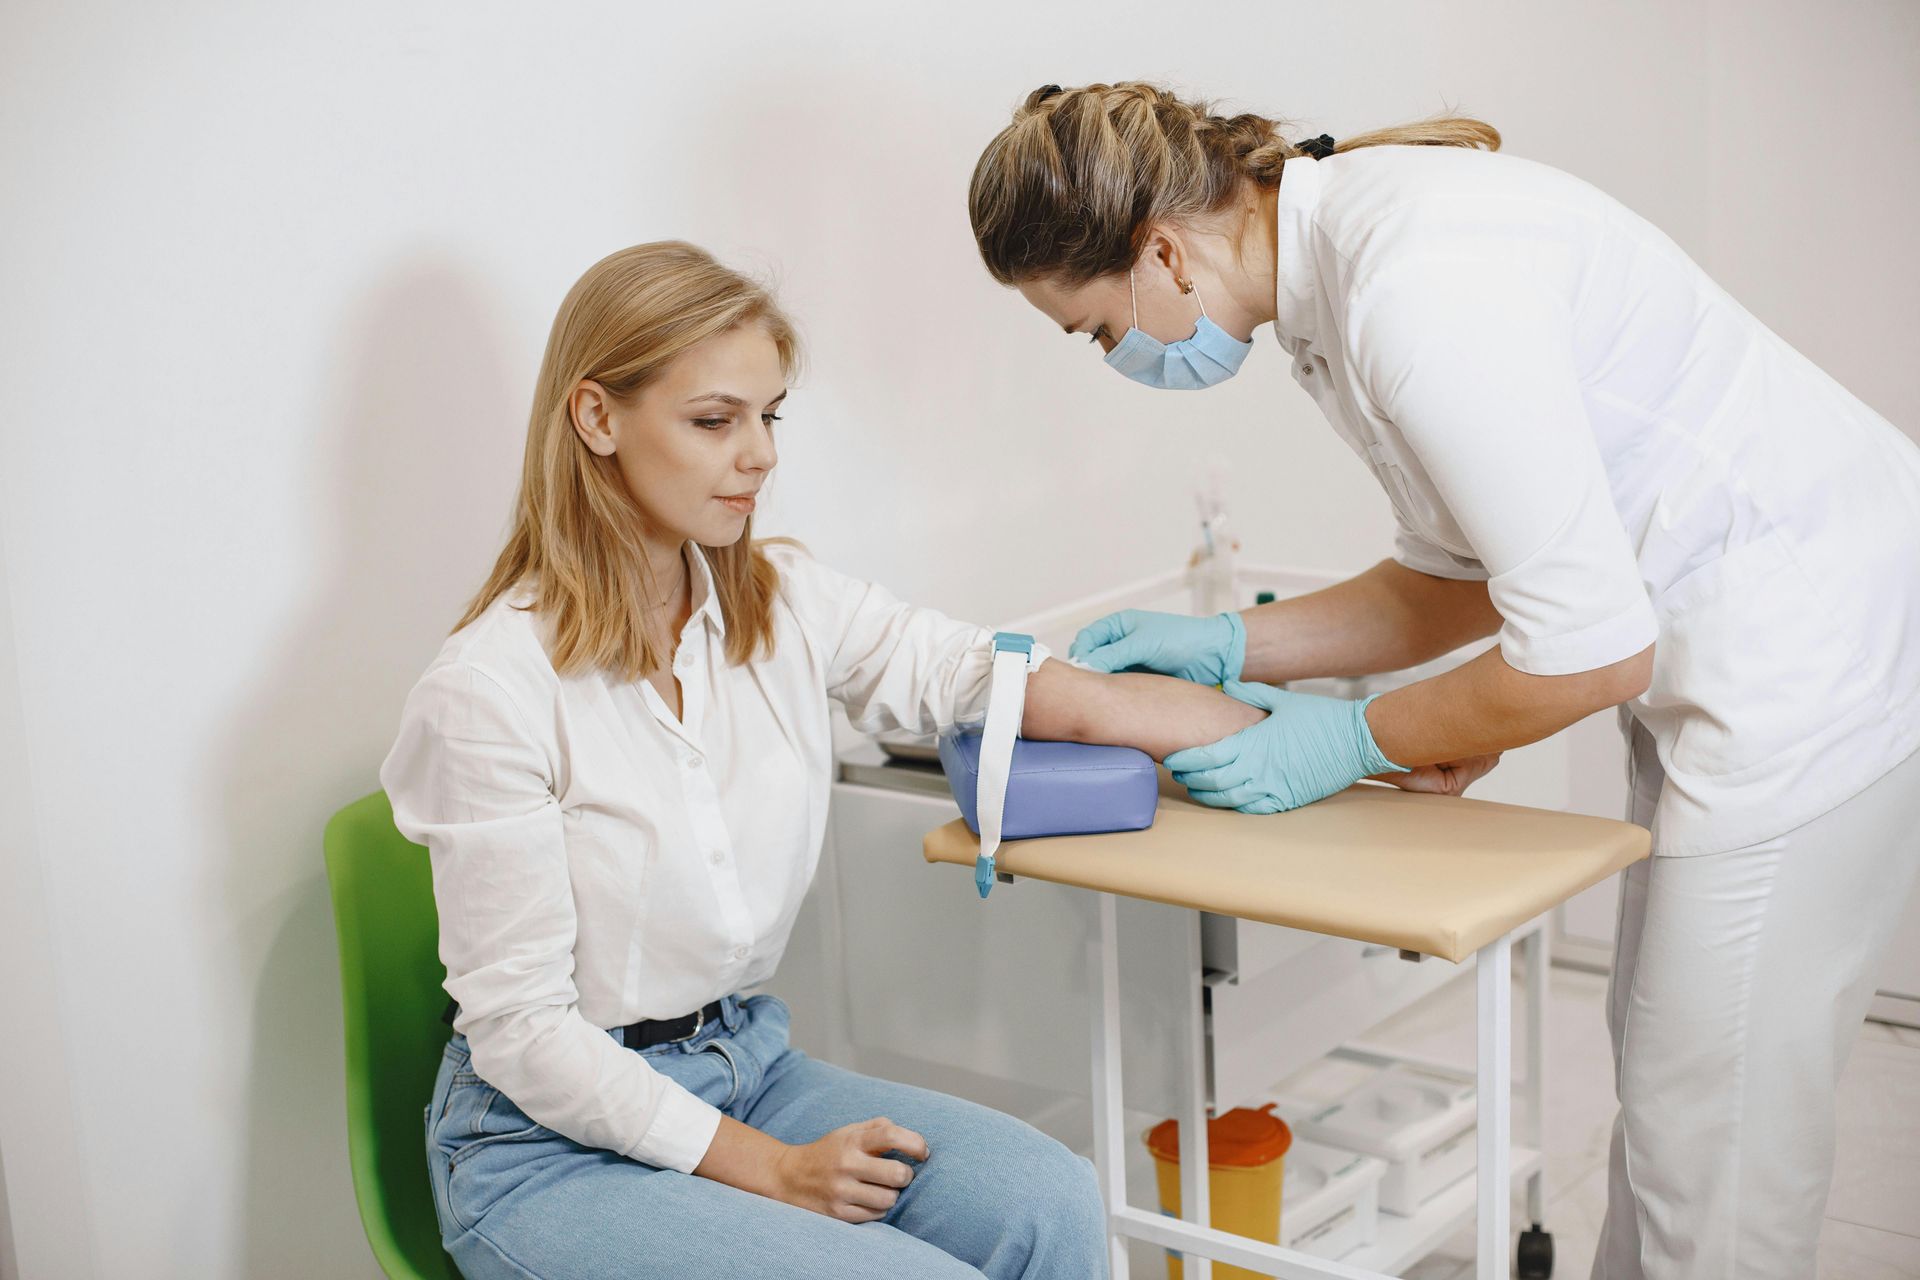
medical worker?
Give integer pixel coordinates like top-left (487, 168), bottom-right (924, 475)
top-left (968, 81), bottom-right (1920, 1279)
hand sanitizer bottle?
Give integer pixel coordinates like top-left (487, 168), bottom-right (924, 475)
top-left (1188, 470), bottom-right (1240, 615)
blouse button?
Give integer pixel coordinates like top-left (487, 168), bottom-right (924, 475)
top-left (1301, 364), bottom-right (1314, 376)
top-left (709, 850), bottom-right (725, 866)
top-left (731, 946), bottom-right (749, 961)
top-left (682, 753), bottom-right (702, 770)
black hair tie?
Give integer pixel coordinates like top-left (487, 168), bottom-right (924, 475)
top-left (1297, 133), bottom-right (1337, 159)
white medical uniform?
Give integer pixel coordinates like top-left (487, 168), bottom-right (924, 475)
top-left (380, 542), bottom-right (1041, 1174)
top-left (1266, 145), bottom-right (1920, 1277)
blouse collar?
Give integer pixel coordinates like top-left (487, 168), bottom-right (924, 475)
top-left (1270, 155), bottom-right (1325, 348)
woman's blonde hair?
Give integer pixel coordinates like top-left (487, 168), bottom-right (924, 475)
top-left (969, 81), bottom-right (1500, 286)
top-left (455, 241), bottom-right (799, 679)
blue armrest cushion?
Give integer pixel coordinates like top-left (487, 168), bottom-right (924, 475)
top-left (937, 730), bottom-right (1159, 840)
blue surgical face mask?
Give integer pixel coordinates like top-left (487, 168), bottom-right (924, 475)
top-left (1104, 268), bottom-right (1254, 390)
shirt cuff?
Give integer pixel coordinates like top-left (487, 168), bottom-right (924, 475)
top-left (626, 1079), bottom-right (725, 1174)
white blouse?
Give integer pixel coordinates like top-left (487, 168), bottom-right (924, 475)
top-left (1269, 146), bottom-right (1920, 856)
top-left (380, 542), bottom-right (1049, 1174)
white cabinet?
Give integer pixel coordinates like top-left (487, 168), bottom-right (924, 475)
top-left (819, 781), bottom-right (1093, 1095)
top-left (794, 773), bottom-right (1215, 1129)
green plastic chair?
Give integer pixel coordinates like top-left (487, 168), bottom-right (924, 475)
top-left (324, 791), bottom-right (464, 1280)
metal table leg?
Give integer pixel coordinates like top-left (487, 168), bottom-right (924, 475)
top-left (1180, 909), bottom-right (1214, 1280)
top-left (1091, 892), bottom-right (1132, 1280)
top-left (1519, 925), bottom-right (1555, 1277)
top-left (1476, 934), bottom-right (1513, 1280)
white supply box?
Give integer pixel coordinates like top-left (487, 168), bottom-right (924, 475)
top-left (1279, 1139), bottom-right (1387, 1260)
top-left (1274, 1062), bottom-right (1479, 1217)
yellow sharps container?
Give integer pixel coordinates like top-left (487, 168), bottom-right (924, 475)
top-left (1145, 1103), bottom-right (1294, 1280)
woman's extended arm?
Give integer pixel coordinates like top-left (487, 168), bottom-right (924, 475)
top-left (770, 541), bottom-right (1269, 753)
top-left (1021, 658), bottom-right (1506, 797)
top-left (1019, 660), bottom-right (1266, 758)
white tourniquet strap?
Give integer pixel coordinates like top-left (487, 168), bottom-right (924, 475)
top-left (975, 632), bottom-right (1036, 898)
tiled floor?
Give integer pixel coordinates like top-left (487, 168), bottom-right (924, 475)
top-left (1266, 968), bottom-right (1920, 1279)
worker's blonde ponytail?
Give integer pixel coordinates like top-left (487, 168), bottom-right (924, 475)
top-left (968, 81), bottom-right (1500, 286)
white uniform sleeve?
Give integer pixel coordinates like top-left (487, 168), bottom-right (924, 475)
top-left (1349, 260), bottom-right (1657, 676)
top-left (378, 662), bottom-right (722, 1173)
top-left (766, 542), bottom-right (1052, 733)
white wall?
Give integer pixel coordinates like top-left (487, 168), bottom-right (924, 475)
top-left (0, 514), bottom-right (96, 1276)
top-left (1704, 0), bottom-right (1920, 440)
top-left (0, 2), bottom-right (1910, 1277)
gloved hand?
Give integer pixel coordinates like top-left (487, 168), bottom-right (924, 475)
top-left (1164, 681), bottom-right (1408, 814)
top-left (1068, 609), bottom-right (1246, 685)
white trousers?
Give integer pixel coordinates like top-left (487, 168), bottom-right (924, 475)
top-left (1591, 726), bottom-right (1920, 1280)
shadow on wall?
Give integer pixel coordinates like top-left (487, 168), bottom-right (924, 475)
top-left (217, 257), bottom-right (523, 1279)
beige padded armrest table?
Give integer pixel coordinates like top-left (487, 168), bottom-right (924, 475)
top-left (926, 781), bottom-right (1649, 1280)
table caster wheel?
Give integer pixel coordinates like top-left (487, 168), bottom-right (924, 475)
top-left (1517, 1224), bottom-right (1554, 1278)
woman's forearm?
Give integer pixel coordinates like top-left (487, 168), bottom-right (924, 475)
top-left (694, 1116), bottom-right (787, 1197)
top-left (696, 1112), bottom-right (931, 1224)
top-left (1020, 660), bottom-right (1264, 760)
top-left (1239, 560), bottom-right (1502, 684)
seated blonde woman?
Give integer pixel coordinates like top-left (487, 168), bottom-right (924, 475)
top-left (381, 241), bottom-right (1310, 1278)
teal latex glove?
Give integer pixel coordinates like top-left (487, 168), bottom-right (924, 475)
top-left (1164, 681), bottom-right (1408, 814)
top-left (1068, 609), bottom-right (1246, 684)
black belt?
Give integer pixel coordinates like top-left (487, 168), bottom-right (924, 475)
top-left (441, 997), bottom-right (726, 1050)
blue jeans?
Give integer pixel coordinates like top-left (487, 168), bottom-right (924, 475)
top-left (424, 994), bottom-right (1108, 1278)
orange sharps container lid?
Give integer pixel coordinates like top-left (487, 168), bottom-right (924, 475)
top-left (1145, 1103), bottom-right (1293, 1168)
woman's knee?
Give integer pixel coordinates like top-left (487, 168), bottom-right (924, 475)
top-left (1043, 1140), bottom-right (1104, 1223)
top-left (950, 1120), bottom-right (1104, 1245)
top-left (989, 1136), bottom-right (1106, 1277)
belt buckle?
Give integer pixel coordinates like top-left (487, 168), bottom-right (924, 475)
top-left (669, 1004), bottom-right (706, 1044)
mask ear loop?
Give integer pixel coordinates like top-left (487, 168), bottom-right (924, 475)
top-left (1131, 263), bottom-right (1208, 329)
